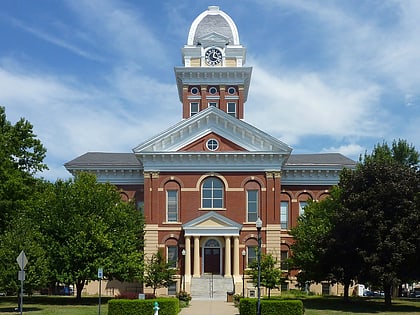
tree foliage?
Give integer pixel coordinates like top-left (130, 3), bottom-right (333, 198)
top-left (34, 172), bottom-right (144, 300)
top-left (143, 250), bottom-right (176, 296)
top-left (290, 188), bottom-right (361, 299)
top-left (290, 139), bottom-right (420, 306)
top-left (246, 252), bottom-right (283, 298)
top-left (0, 106), bottom-right (47, 233)
top-left (339, 141), bottom-right (419, 306)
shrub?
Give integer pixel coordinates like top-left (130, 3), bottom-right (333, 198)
top-left (114, 292), bottom-right (140, 299)
top-left (108, 297), bottom-right (179, 315)
top-left (239, 298), bottom-right (303, 315)
top-left (233, 293), bottom-right (242, 307)
top-left (176, 291), bottom-right (192, 305)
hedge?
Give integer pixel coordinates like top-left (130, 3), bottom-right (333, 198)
top-left (108, 297), bottom-right (179, 315)
top-left (239, 298), bottom-right (304, 315)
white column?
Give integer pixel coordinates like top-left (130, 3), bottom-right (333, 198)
top-left (185, 236), bottom-right (191, 277)
top-left (193, 236), bottom-right (200, 277)
top-left (224, 236), bottom-right (231, 277)
top-left (233, 236), bottom-right (240, 277)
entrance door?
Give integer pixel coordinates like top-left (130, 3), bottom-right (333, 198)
top-left (204, 248), bottom-right (220, 274)
top-left (203, 239), bottom-right (221, 274)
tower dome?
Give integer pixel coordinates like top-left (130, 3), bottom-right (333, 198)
top-left (187, 6), bottom-right (240, 46)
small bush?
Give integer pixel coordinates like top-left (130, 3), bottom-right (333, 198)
top-left (233, 293), bottom-right (242, 307)
top-left (239, 298), bottom-right (303, 315)
top-left (114, 292), bottom-right (140, 299)
top-left (176, 291), bottom-right (191, 305)
top-left (108, 297), bottom-right (179, 315)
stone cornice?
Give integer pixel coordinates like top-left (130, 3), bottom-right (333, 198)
top-left (174, 67), bottom-right (252, 102)
top-left (281, 168), bottom-right (341, 186)
top-left (138, 151), bottom-right (287, 172)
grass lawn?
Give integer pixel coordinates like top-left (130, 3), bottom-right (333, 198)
top-left (0, 296), bottom-right (109, 315)
top-left (302, 296), bottom-right (420, 315)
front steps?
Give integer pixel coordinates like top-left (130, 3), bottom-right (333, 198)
top-left (190, 274), bottom-right (234, 300)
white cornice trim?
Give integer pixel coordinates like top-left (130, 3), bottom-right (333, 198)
top-left (174, 67), bottom-right (252, 102)
top-left (138, 151), bottom-right (287, 172)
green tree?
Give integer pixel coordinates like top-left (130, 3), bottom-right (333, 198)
top-left (0, 106), bottom-right (47, 233)
top-left (339, 140), bottom-right (420, 306)
top-left (143, 250), bottom-right (176, 296)
top-left (0, 206), bottom-right (51, 295)
top-left (0, 107), bottom-right (49, 294)
top-left (36, 172), bottom-right (144, 301)
top-left (246, 253), bottom-right (283, 298)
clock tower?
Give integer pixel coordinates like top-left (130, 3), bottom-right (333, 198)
top-left (175, 6), bottom-right (252, 119)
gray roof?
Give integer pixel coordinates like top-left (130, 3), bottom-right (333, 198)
top-left (193, 14), bottom-right (234, 45)
top-left (64, 152), bottom-right (141, 169)
top-left (65, 152), bottom-right (355, 171)
top-left (285, 153), bottom-right (356, 167)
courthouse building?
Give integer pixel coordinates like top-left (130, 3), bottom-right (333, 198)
top-left (65, 6), bottom-right (356, 297)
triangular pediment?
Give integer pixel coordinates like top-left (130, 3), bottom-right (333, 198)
top-left (198, 32), bottom-right (230, 47)
top-left (133, 107), bottom-right (292, 154)
top-left (182, 211), bottom-right (242, 236)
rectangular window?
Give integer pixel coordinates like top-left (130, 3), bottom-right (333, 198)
top-left (227, 102), bottom-right (237, 117)
top-left (281, 250), bottom-right (288, 270)
top-left (247, 246), bottom-right (257, 266)
top-left (168, 282), bottom-right (177, 295)
top-left (167, 190), bottom-right (178, 222)
top-left (280, 201), bottom-right (289, 229)
top-left (281, 282), bottom-right (289, 292)
top-left (190, 102), bottom-right (199, 116)
top-left (299, 201), bottom-right (308, 216)
top-left (208, 102), bottom-right (218, 108)
top-left (167, 246), bottom-right (178, 268)
top-left (322, 283), bottom-right (330, 295)
top-left (247, 190), bottom-right (258, 222)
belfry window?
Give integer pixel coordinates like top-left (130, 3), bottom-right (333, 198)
top-left (202, 177), bottom-right (224, 208)
top-left (190, 102), bottom-right (199, 116)
top-left (227, 102), bottom-right (236, 117)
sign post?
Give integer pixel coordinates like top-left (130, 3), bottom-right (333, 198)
top-left (16, 250), bottom-right (28, 315)
top-left (98, 268), bottom-right (103, 315)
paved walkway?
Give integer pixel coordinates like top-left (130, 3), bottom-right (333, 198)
top-left (179, 300), bottom-right (238, 315)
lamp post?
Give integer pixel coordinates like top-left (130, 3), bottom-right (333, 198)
top-left (242, 249), bottom-right (246, 298)
top-left (256, 217), bottom-right (262, 315)
top-left (181, 249), bottom-right (186, 292)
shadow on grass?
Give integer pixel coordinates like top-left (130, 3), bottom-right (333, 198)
top-left (0, 307), bottom-right (42, 313)
top-left (303, 296), bottom-right (420, 313)
top-left (0, 295), bottom-right (112, 306)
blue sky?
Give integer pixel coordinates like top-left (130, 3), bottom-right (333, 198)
top-left (1, 0), bottom-right (419, 181)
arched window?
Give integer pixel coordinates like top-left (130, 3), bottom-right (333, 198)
top-left (202, 177), bottom-right (224, 208)
top-left (245, 181), bottom-right (260, 222)
top-left (165, 181), bottom-right (180, 222)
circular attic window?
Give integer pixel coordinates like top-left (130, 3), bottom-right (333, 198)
top-left (206, 139), bottom-right (219, 151)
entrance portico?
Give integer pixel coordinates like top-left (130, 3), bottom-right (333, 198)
top-left (182, 212), bottom-right (242, 280)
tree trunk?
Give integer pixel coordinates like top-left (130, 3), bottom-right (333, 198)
top-left (343, 280), bottom-right (350, 301)
top-left (76, 279), bottom-right (85, 302)
top-left (384, 283), bottom-right (392, 307)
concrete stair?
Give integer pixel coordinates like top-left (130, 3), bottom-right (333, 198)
top-left (191, 274), bottom-right (234, 300)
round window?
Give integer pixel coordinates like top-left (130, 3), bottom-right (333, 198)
top-left (206, 139), bottom-right (219, 151)
top-left (228, 87), bottom-right (236, 94)
top-left (209, 87), bottom-right (218, 94)
top-left (191, 87), bottom-right (199, 95)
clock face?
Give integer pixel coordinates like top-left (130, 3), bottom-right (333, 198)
top-left (205, 48), bottom-right (222, 66)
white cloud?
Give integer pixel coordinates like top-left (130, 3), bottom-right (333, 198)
top-left (246, 63), bottom-right (384, 146)
top-left (322, 143), bottom-right (365, 159)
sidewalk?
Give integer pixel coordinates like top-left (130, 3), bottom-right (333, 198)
top-left (179, 300), bottom-right (238, 315)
